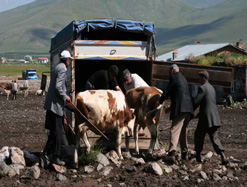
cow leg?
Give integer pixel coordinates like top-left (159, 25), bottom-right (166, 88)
top-left (83, 131), bottom-right (91, 155)
top-left (116, 128), bottom-right (123, 160)
top-left (134, 124), bottom-right (140, 154)
top-left (147, 125), bottom-right (158, 154)
top-left (125, 132), bottom-right (130, 153)
top-left (74, 131), bottom-right (80, 169)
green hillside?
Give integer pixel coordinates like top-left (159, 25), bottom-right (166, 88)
top-left (0, 0), bottom-right (194, 54)
top-left (156, 8), bottom-right (247, 54)
top-left (180, 0), bottom-right (226, 8)
top-left (0, 0), bottom-right (246, 56)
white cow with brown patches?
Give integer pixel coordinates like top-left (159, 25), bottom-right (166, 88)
top-left (74, 90), bottom-right (135, 168)
top-left (125, 86), bottom-right (164, 155)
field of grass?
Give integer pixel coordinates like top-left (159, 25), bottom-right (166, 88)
top-left (0, 63), bottom-right (50, 77)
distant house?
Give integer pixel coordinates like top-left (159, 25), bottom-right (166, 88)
top-left (157, 42), bottom-right (247, 62)
top-left (38, 57), bottom-right (48, 64)
top-left (19, 59), bottom-right (29, 63)
top-left (24, 55), bottom-right (33, 62)
top-left (1, 57), bottom-right (6, 63)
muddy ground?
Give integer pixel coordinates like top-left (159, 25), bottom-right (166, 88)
top-left (0, 93), bottom-right (247, 186)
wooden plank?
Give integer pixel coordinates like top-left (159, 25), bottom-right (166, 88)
top-left (152, 61), bottom-right (234, 88)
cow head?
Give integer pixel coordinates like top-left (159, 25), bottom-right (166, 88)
top-left (122, 108), bottom-right (135, 137)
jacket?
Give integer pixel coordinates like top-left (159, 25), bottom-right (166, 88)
top-left (44, 62), bottom-right (68, 116)
top-left (193, 81), bottom-right (221, 128)
top-left (160, 72), bottom-right (194, 120)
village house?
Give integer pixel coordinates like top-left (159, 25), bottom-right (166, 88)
top-left (156, 41), bottom-right (247, 103)
top-left (38, 57), bottom-right (48, 64)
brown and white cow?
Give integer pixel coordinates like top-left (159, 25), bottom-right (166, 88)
top-left (0, 87), bottom-right (11, 100)
top-left (125, 86), bottom-right (164, 155)
top-left (74, 90), bottom-right (135, 168)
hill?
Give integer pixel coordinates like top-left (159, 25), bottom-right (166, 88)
top-left (0, 0), bottom-right (35, 12)
top-left (180, 0), bottom-right (226, 8)
top-left (0, 0), bottom-right (195, 55)
top-left (156, 8), bottom-right (247, 54)
top-left (0, 0), bottom-right (246, 56)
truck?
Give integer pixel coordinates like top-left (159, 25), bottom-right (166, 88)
top-left (49, 19), bottom-right (233, 146)
top-left (50, 19), bottom-right (156, 94)
top-left (22, 69), bottom-right (38, 80)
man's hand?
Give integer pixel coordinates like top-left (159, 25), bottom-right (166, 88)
top-left (66, 96), bottom-right (71, 103)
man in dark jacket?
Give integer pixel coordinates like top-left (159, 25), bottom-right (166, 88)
top-left (85, 65), bottom-right (121, 91)
top-left (159, 64), bottom-right (194, 160)
top-left (193, 70), bottom-right (228, 165)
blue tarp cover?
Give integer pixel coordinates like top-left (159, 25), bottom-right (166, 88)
top-left (74, 19), bottom-right (155, 36)
top-left (51, 19), bottom-right (155, 53)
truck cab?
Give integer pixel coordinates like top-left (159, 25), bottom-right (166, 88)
top-left (22, 69), bottom-right (38, 80)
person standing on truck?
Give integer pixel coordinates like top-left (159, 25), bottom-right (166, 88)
top-left (11, 80), bottom-right (18, 100)
top-left (23, 80), bottom-right (29, 97)
top-left (193, 70), bottom-right (228, 165)
top-left (159, 64), bottom-right (194, 161)
top-left (43, 50), bottom-right (72, 166)
top-left (85, 65), bottom-right (121, 91)
top-left (122, 69), bottom-right (149, 136)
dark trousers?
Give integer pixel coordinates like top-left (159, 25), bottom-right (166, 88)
top-left (44, 110), bottom-right (63, 157)
top-left (12, 91), bottom-right (17, 100)
top-left (194, 125), bottom-right (224, 155)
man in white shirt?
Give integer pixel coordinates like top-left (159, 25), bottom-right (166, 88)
top-left (123, 69), bottom-right (149, 92)
top-left (123, 69), bottom-right (149, 136)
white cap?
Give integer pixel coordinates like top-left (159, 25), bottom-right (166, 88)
top-left (60, 50), bottom-right (72, 59)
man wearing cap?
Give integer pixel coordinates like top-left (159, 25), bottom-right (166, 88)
top-left (193, 70), bottom-right (228, 165)
top-left (43, 50), bottom-right (72, 166)
top-left (159, 64), bottom-right (194, 161)
top-left (85, 65), bottom-right (121, 91)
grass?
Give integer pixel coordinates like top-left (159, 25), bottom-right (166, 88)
top-left (78, 146), bottom-right (103, 168)
top-left (0, 63), bottom-right (50, 77)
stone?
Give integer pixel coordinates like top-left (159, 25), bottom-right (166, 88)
top-left (21, 165), bottom-right (40, 180)
top-left (57, 173), bottom-right (67, 181)
top-left (197, 179), bottom-right (203, 184)
top-left (0, 160), bottom-right (12, 175)
top-left (171, 164), bottom-right (180, 170)
top-left (205, 151), bottom-right (213, 159)
top-left (212, 169), bottom-right (222, 175)
top-left (126, 166), bottom-right (136, 173)
top-left (183, 176), bottom-right (189, 181)
top-left (163, 165), bottom-right (173, 174)
top-left (96, 153), bottom-right (109, 167)
top-left (10, 147), bottom-right (25, 166)
top-left (227, 171), bottom-right (234, 179)
top-left (190, 164), bottom-right (202, 173)
top-left (135, 158), bottom-right (145, 166)
top-left (222, 176), bottom-right (228, 180)
top-left (97, 163), bottom-right (104, 171)
top-left (106, 151), bottom-right (121, 167)
top-left (9, 164), bottom-right (25, 175)
top-left (200, 171), bottom-right (208, 180)
top-left (100, 166), bottom-right (113, 176)
top-left (145, 162), bottom-right (163, 176)
top-left (213, 173), bottom-right (222, 181)
top-left (84, 166), bottom-right (95, 174)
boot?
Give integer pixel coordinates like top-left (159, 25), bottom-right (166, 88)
top-left (196, 152), bottom-right (202, 163)
top-left (163, 150), bottom-right (176, 163)
top-left (220, 152), bottom-right (228, 165)
top-left (181, 152), bottom-right (188, 160)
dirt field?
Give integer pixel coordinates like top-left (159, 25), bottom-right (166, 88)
top-left (0, 93), bottom-right (247, 186)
